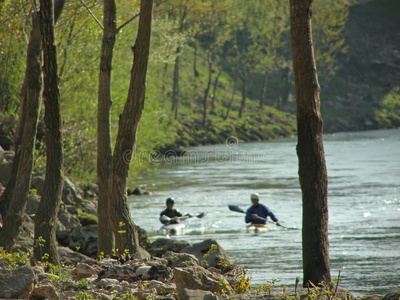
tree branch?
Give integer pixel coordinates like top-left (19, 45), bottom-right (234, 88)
top-left (79, 0), bottom-right (103, 30)
top-left (116, 12), bottom-right (140, 33)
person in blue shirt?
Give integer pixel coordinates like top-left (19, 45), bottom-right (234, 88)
top-left (245, 193), bottom-right (280, 226)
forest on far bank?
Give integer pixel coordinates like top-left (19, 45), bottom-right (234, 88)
top-left (1, 0), bottom-right (399, 185)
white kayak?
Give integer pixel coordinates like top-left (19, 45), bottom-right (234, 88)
top-left (245, 224), bottom-right (271, 233)
top-left (160, 223), bottom-right (186, 236)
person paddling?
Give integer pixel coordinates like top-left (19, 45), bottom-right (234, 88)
top-left (245, 193), bottom-right (281, 226)
top-left (160, 198), bottom-right (183, 225)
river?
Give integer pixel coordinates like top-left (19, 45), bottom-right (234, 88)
top-left (128, 129), bottom-right (400, 296)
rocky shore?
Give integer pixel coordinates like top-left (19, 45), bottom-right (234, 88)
top-left (1, 148), bottom-right (399, 300)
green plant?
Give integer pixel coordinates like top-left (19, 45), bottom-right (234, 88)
top-left (201, 244), bottom-right (218, 267)
top-left (78, 279), bottom-right (90, 290)
top-left (47, 267), bottom-right (71, 282)
top-left (0, 247), bottom-right (31, 269)
top-left (232, 271), bottom-right (252, 294)
top-left (115, 293), bottom-right (137, 300)
top-left (217, 257), bottom-right (232, 272)
top-left (77, 291), bottom-right (94, 300)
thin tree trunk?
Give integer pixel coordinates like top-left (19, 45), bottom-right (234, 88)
top-left (289, 0), bottom-right (331, 287)
top-left (108, 0), bottom-right (153, 256)
top-left (224, 88), bottom-right (235, 120)
top-left (171, 51), bottom-right (180, 119)
top-left (202, 52), bottom-right (212, 129)
top-left (34, 0), bottom-right (64, 265)
top-left (260, 71), bottom-right (268, 109)
top-left (238, 71), bottom-right (247, 118)
top-left (211, 69), bottom-right (222, 110)
top-left (193, 44), bottom-right (199, 77)
top-left (0, 11), bottom-right (42, 250)
top-left (97, 0), bottom-right (116, 257)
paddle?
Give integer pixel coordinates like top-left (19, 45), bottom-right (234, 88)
top-left (160, 212), bottom-right (206, 224)
top-left (228, 205), bottom-right (288, 229)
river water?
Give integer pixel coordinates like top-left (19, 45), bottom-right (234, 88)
top-left (129, 129), bottom-right (400, 296)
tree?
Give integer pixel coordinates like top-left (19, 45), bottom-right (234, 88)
top-left (34, 0), bottom-right (64, 264)
top-left (0, 0), bottom-right (65, 251)
top-left (107, 0), bottom-right (153, 256)
top-left (289, 0), bottom-right (331, 287)
top-left (0, 7), bottom-right (42, 250)
top-left (97, 0), bottom-right (117, 257)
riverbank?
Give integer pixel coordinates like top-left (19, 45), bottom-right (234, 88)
top-left (1, 137), bottom-right (400, 299)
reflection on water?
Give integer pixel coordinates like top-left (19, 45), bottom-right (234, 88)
top-left (130, 129), bottom-right (400, 296)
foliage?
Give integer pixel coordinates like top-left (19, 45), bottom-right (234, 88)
top-left (201, 243), bottom-right (217, 267)
top-left (232, 271), bottom-right (252, 294)
top-left (375, 87), bottom-right (400, 128)
top-left (0, 247), bottom-right (31, 269)
top-left (1, 0), bottom-right (376, 187)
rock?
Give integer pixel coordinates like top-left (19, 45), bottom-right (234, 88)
top-left (79, 199), bottom-right (97, 215)
top-left (25, 194), bottom-right (41, 215)
top-left (98, 258), bottom-right (119, 267)
top-left (57, 224), bottom-right (98, 258)
top-left (173, 266), bottom-right (232, 296)
top-left (147, 238), bottom-right (190, 257)
top-left (182, 239), bottom-right (229, 269)
top-left (58, 208), bottom-right (80, 230)
top-left (31, 174), bottom-right (84, 206)
top-left (29, 283), bottom-right (60, 300)
top-left (222, 265), bottom-right (246, 286)
top-left (136, 266), bottom-right (152, 278)
top-left (0, 265), bottom-right (36, 299)
top-left (58, 245), bottom-right (95, 265)
top-left (127, 186), bottom-right (152, 196)
top-left (382, 292), bottom-right (400, 300)
top-left (97, 265), bottom-right (139, 282)
top-left (163, 251), bottom-right (199, 268)
top-left (179, 288), bottom-right (218, 300)
top-left (147, 263), bottom-right (173, 282)
top-left (146, 280), bottom-right (176, 295)
top-left (97, 278), bottom-right (120, 290)
top-left (62, 176), bottom-right (83, 205)
top-left (71, 262), bottom-right (96, 279)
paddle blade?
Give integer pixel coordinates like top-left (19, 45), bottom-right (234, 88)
top-left (228, 205), bottom-right (246, 214)
top-left (196, 212), bottom-right (207, 218)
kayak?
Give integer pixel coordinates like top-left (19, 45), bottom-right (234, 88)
top-left (160, 223), bottom-right (186, 236)
top-left (245, 224), bottom-right (271, 233)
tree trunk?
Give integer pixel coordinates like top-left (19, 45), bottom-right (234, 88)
top-left (0, 11), bottom-right (42, 250)
top-left (34, 0), bottom-right (64, 265)
top-left (211, 69), bottom-right (222, 111)
top-left (171, 50), bottom-right (180, 119)
top-left (108, 0), bottom-right (153, 256)
top-left (202, 52), bottom-right (212, 129)
top-left (289, 0), bottom-right (331, 287)
top-left (224, 88), bottom-right (235, 120)
top-left (97, 0), bottom-right (116, 257)
top-left (260, 71), bottom-right (268, 109)
top-left (238, 71), bottom-right (248, 118)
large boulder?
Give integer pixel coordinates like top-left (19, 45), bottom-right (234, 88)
top-left (179, 288), bottom-right (218, 300)
top-left (182, 239), bottom-right (229, 269)
top-left (0, 265), bottom-right (36, 299)
top-left (57, 225), bottom-right (98, 258)
top-left (147, 238), bottom-right (190, 257)
top-left (163, 251), bottom-right (199, 268)
top-left (29, 283), bottom-right (60, 300)
top-left (173, 266), bottom-right (232, 297)
top-left (58, 245), bottom-right (95, 265)
top-left (97, 265), bottom-right (139, 282)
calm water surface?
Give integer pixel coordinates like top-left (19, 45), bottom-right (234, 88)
top-left (129, 129), bottom-right (400, 296)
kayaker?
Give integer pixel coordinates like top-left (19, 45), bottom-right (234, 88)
top-left (245, 193), bottom-right (281, 226)
top-left (160, 198), bottom-right (182, 225)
